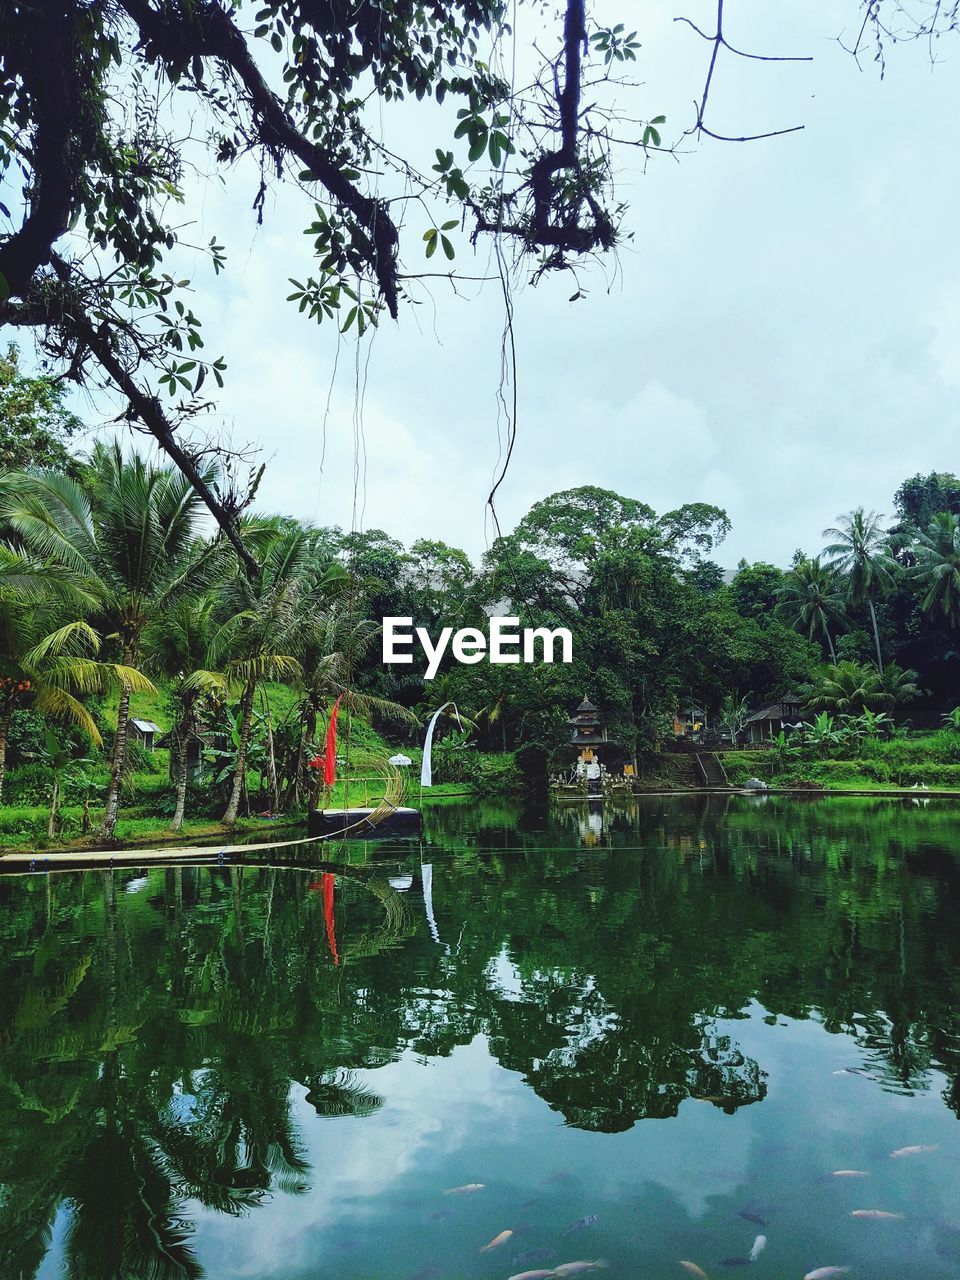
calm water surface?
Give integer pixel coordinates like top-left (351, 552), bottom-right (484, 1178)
top-left (2, 795), bottom-right (960, 1280)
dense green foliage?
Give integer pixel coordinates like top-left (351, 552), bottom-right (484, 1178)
top-left (0, 344), bottom-right (83, 474)
top-left (3, 378), bottom-right (960, 837)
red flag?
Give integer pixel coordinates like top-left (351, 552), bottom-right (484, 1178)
top-left (324, 694), bottom-right (343, 786)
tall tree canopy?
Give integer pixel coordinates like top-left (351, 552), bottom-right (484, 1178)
top-left (0, 343), bottom-right (82, 473)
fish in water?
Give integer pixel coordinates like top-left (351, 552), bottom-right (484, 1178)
top-left (563, 1215), bottom-right (599, 1235)
top-left (749, 1235), bottom-right (766, 1262)
top-left (480, 1230), bottom-right (513, 1252)
top-left (444, 1183), bottom-right (485, 1195)
top-left (551, 1263), bottom-right (608, 1277)
top-left (424, 1207), bottom-right (454, 1222)
top-left (514, 1249), bottom-right (556, 1267)
top-left (737, 1212), bottom-right (768, 1228)
top-left (508, 1272), bottom-right (556, 1280)
top-left (679, 1263), bottom-right (709, 1279)
top-left (851, 1209), bottom-right (905, 1220)
top-left (832, 1170), bottom-right (868, 1177)
top-left (891, 1144), bottom-right (938, 1158)
top-left (803, 1269), bottom-right (850, 1280)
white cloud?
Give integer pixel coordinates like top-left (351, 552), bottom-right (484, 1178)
top-left (57, 0), bottom-right (960, 570)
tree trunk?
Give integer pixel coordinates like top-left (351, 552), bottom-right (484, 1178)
top-left (47, 774), bottom-right (60, 839)
top-left (99, 647), bottom-right (135, 839)
top-left (0, 701), bottom-right (13, 802)
top-left (868, 599), bottom-right (884, 673)
top-left (264, 698), bottom-right (278, 812)
top-left (222, 679), bottom-right (256, 825)
top-left (825, 626), bottom-right (837, 665)
top-left (170, 725), bottom-right (188, 831)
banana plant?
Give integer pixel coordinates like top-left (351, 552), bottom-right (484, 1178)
top-left (26, 730), bottom-right (92, 838)
top-left (804, 712), bottom-right (843, 758)
top-left (857, 708), bottom-right (894, 739)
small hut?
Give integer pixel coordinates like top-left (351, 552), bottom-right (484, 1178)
top-left (743, 699), bottom-right (803, 743)
top-left (673, 705), bottom-right (708, 741)
top-left (158, 726), bottom-right (211, 782)
top-left (129, 718), bottom-right (162, 752)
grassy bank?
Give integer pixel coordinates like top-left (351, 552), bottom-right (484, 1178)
top-left (0, 677), bottom-right (512, 854)
top-left (722, 731), bottom-right (960, 791)
top-left (0, 814), bottom-right (288, 855)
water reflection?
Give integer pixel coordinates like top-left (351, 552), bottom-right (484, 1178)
top-left (1, 795), bottom-right (960, 1279)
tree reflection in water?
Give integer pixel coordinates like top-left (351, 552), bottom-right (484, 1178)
top-left (1, 795), bottom-right (960, 1278)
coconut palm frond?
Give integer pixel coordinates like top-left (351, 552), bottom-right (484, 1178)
top-left (0, 471), bottom-right (99, 576)
top-left (181, 668), bottom-right (230, 696)
top-left (343, 689), bottom-right (421, 727)
top-left (32, 687), bottom-right (102, 744)
top-left (34, 658), bottom-right (111, 694)
top-left (21, 619), bottom-right (101, 667)
top-left (226, 653), bottom-right (301, 682)
top-left (0, 547), bottom-right (96, 607)
top-left (110, 663), bottom-right (158, 693)
top-left (206, 611), bottom-right (257, 665)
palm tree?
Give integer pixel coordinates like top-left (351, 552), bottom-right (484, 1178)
top-left (0, 444), bottom-right (212, 837)
top-left (875, 661), bottom-right (922, 710)
top-left (776, 556), bottom-right (845, 662)
top-left (145, 594), bottom-right (226, 830)
top-left (210, 522), bottom-right (309, 824)
top-left (806, 660), bottom-right (884, 715)
top-left (287, 600), bottom-right (419, 808)
top-left (823, 508), bottom-right (898, 672)
top-left (0, 549), bottom-right (151, 799)
top-left (912, 511), bottom-right (960, 627)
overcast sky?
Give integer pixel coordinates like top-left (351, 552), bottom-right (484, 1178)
top-left (69, 0), bottom-right (960, 569)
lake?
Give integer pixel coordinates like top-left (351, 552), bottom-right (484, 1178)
top-left (2, 794), bottom-right (960, 1280)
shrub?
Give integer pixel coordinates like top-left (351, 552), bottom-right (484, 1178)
top-left (2, 762), bottom-right (53, 805)
top-left (0, 806), bottom-right (83, 841)
top-left (722, 752), bottom-right (779, 785)
top-left (5, 709), bottom-right (47, 769)
top-left (798, 759), bottom-right (890, 784)
top-left (152, 778), bottom-right (224, 818)
top-left (123, 740), bottom-right (161, 774)
top-left (472, 752), bottom-right (522, 795)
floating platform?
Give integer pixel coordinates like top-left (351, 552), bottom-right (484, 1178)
top-left (307, 806), bottom-right (423, 839)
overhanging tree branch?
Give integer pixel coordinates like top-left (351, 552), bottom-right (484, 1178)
top-left (118, 0), bottom-right (401, 317)
top-left (675, 0), bottom-right (811, 142)
top-left (45, 255), bottom-right (262, 578)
